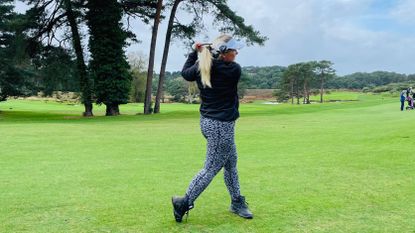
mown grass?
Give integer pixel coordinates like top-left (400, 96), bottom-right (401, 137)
top-left (308, 90), bottom-right (361, 102)
top-left (1, 92), bottom-right (414, 232)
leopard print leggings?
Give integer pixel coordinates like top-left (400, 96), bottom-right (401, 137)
top-left (185, 116), bottom-right (241, 205)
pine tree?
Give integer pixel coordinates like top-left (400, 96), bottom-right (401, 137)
top-left (86, 0), bottom-right (132, 116)
top-left (0, 0), bottom-right (27, 101)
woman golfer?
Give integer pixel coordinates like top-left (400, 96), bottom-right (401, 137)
top-left (172, 35), bottom-right (253, 222)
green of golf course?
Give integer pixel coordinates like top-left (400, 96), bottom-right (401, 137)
top-left (1, 92), bottom-right (414, 232)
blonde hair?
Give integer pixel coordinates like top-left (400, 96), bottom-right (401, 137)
top-left (198, 34), bottom-right (233, 88)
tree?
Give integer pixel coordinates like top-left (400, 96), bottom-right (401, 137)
top-left (86, 0), bottom-right (132, 116)
top-left (165, 77), bottom-right (188, 102)
top-left (0, 0), bottom-right (29, 101)
top-left (63, 0), bottom-right (93, 116)
top-left (299, 62), bottom-right (315, 104)
top-left (187, 81), bottom-right (199, 104)
top-left (144, 0), bottom-right (163, 114)
top-left (286, 63), bottom-right (303, 104)
top-left (279, 64), bottom-right (298, 104)
top-left (314, 60), bottom-right (335, 103)
top-left (279, 62), bottom-right (315, 104)
top-left (278, 61), bottom-right (335, 104)
top-left (153, 0), bottom-right (182, 113)
top-left (34, 45), bottom-right (78, 96)
top-left (23, 0), bottom-right (94, 116)
top-left (128, 52), bottom-right (147, 103)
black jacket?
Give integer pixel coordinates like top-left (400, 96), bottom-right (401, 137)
top-left (181, 51), bottom-right (241, 122)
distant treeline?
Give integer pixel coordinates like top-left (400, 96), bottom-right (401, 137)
top-left (130, 65), bottom-right (413, 104)
top-left (163, 66), bottom-right (415, 91)
top-left (327, 71), bottom-right (415, 89)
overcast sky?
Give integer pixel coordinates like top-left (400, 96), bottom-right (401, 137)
top-left (15, 0), bottom-right (415, 75)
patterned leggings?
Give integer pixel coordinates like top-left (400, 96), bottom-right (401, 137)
top-left (185, 116), bottom-right (241, 205)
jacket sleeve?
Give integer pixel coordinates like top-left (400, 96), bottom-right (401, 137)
top-left (181, 51), bottom-right (199, 82)
top-left (235, 63), bottom-right (242, 82)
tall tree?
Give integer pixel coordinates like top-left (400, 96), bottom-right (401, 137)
top-left (291, 64), bottom-right (302, 104)
top-left (34, 45), bottom-right (78, 95)
top-left (281, 65), bottom-right (297, 104)
top-left (63, 0), bottom-right (93, 116)
top-left (278, 63), bottom-right (307, 104)
top-left (86, 0), bottom-right (132, 116)
top-left (153, 0), bottom-right (181, 113)
top-left (314, 60), bottom-right (335, 103)
top-left (0, 0), bottom-right (29, 101)
top-left (143, 0), bottom-right (163, 114)
top-left (24, 0), bottom-right (95, 116)
top-left (279, 61), bottom-right (334, 104)
top-left (299, 62), bottom-right (314, 104)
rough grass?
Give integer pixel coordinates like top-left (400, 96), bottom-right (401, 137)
top-left (1, 92), bottom-right (414, 233)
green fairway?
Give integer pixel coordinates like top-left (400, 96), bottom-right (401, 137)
top-left (308, 90), bottom-right (361, 102)
top-left (1, 93), bottom-right (414, 233)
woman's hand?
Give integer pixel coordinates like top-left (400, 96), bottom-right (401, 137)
top-left (193, 42), bottom-right (204, 52)
top-left (193, 42), bottom-right (212, 52)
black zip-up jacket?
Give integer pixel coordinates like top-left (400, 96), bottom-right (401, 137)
top-left (181, 51), bottom-right (241, 122)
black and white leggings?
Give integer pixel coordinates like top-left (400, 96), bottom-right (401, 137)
top-left (186, 116), bottom-right (241, 205)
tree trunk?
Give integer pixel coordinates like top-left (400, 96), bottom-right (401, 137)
top-left (296, 79), bottom-right (300, 105)
top-left (154, 0), bottom-right (181, 114)
top-left (290, 78), bottom-right (294, 104)
top-left (64, 0), bottom-right (93, 117)
top-left (83, 104), bottom-right (93, 117)
top-left (106, 103), bottom-right (120, 116)
top-left (303, 79), bottom-right (307, 104)
top-left (144, 0), bottom-right (163, 115)
top-left (320, 74), bottom-right (324, 103)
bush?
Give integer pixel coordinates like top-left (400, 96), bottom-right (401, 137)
top-left (362, 87), bottom-right (371, 93)
top-left (273, 89), bottom-right (289, 102)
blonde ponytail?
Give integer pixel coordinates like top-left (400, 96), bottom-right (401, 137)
top-left (198, 46), bottom-right (212, 88)
top-left (197, 34), bottom-right (233, 88)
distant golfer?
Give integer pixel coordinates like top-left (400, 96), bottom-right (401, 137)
top-left (407, 87), bottom-right (413, 108)
top-left (406, 87), bottom-right (413, 97)
top-left (400, 90), bottom-right (406, 111)
top-left (171, 35), bottom-right (253, 222)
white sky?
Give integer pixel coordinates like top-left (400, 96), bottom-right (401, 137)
top-left (15, 0), bottom-right (415, 75)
